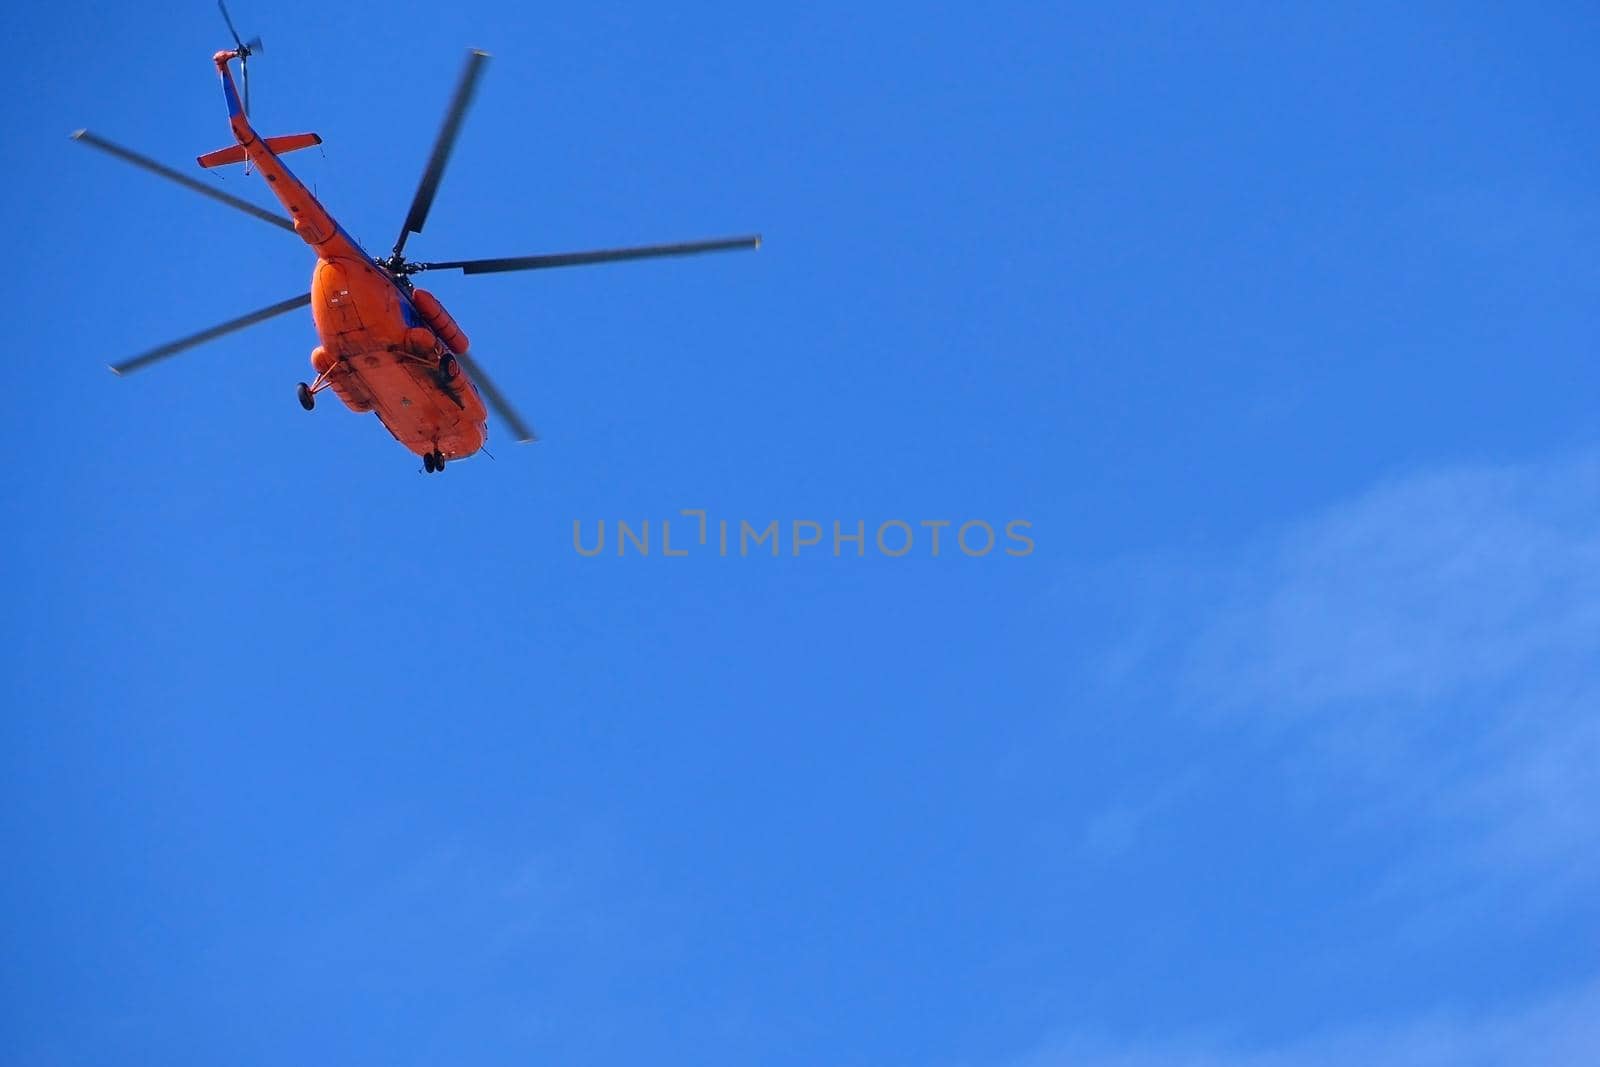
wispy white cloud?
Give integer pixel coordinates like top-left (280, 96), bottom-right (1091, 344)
top-left (1012, 976), bottom-right (1600, 1067)
top-left (1187, 454), bottom-right (1600, 713)
top-left (1078, 769), bottom-right (1203, 861)
top-left (1180, 452), bottom-right (1600, 900)
top-left (1038, 452), bottom-right (1600, 1067)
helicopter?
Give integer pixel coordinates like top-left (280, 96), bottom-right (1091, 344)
top-left (74, 5), bottom-right (760, 473)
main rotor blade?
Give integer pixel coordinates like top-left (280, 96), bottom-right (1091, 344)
top-left (71, 130), bottom-right (294, 233)
top-left (110, 293), bottom-right (310, 376)
top-left (414, 234), bottom-right (762, 275)
top-left (393, 49), bottom-right (490, 259)
top-left (457, 352), bottom-right (537, 443)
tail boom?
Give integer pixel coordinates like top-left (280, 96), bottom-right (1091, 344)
top-left (212, 50), bottom-right (356, 258)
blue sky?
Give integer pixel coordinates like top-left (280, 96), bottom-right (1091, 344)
top-left (3, 3), bottom-right (1597, 1065)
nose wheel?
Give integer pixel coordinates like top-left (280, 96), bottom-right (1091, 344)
top-left (296, 381), bottom-right (315, 410)
top-left (423, 449), bottom-right (446, 473)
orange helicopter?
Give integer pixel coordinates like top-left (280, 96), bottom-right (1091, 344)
top-left (75, 5), bottom-right (759, 473)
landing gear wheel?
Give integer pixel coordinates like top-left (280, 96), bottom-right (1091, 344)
top-left (433, 450), bottom-right (446, 472)
top-left (439, 353), bottom-right (459, 381)
top-left (296, 382), bottom-right (315, 410)
top-left (423, 451), bottom-right (436, 473)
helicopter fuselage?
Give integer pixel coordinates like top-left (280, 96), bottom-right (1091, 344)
top-left (85, 42), bottom-right (754, 464)
top-left (214, 49), bottom-right (490, 463)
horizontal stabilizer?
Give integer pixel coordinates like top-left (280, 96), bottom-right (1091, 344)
top-left (197, 132), bottom-right (322, 169)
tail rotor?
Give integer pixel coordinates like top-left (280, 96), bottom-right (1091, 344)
top-left (217, 0), bottom-right (263, 116)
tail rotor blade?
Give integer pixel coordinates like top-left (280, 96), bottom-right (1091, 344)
top-left (413, 235), bottom-right (762, 275)
top-left (457, 352), bottom-right (537, 443)
top-left (218, 0), bottom-right (245, 50)
top-left (392, 49), bottom-right (490, 260)
top-left (110, 293), bottom-right (311, 376)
